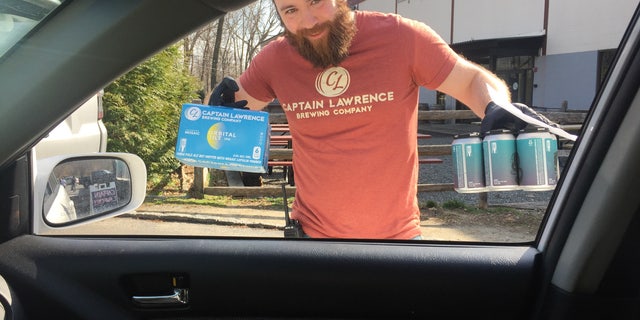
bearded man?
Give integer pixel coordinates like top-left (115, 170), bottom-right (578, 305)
top-left (209, 0), bottom-right (542, 239)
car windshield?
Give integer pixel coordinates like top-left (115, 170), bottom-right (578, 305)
top-left (0, 0), bottom-right (65, 58)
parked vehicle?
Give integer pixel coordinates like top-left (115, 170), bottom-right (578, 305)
top-left (0, 0), bottom-right (639, 319)
top-left (43, 170), bottom-right (77, 224)
top-left (33, 91), bottom-right (107, 160)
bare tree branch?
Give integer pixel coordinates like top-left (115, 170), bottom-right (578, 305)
top-left (183, 0), bottom-right (282, 99)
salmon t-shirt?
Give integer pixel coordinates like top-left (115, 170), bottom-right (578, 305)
top-left (239, 11), bottom-right (458, 239)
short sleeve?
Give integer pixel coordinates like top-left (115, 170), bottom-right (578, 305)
top-left (238, 41), bottom-right (280, 102)
top-left (402, 18), bottom-right (458, 89)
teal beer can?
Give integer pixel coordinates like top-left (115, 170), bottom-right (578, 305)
top-left (452, 132), bottom-right (486, 193)
top-left (516, 128), bottom-right (559, 191)
top-left (483, 130), bottom-right (519, 191)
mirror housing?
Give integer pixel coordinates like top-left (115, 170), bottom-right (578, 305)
top-left (33, 153), bottom-right (146, 233)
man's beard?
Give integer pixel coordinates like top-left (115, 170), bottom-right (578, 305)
top-left (285, 4), bottom-right (356, 69)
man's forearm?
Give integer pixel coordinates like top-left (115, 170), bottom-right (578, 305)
top-left (437, 58), bottom-right (510, 118)
top-left (470, 66), bottom-right (511, 116)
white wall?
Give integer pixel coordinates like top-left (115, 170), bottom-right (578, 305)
top-left (546, 0), bottom-right (639, 55)
top-left (359, 0), bottom-right (544, 44)
top-left (396, 0), bottom-right (452, 43)
top-left (357, 0), bottom-right (451, 41)
top-left (453, 0), bottom-right (544, 43)
top-left (356, 1), bottom-right (395, 14)
top-left (356, 0), bottom-right (639, 111)
top-left (358, 0), bottom-right (638, 49)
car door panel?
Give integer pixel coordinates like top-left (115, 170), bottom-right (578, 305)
top-left (532, 5), bottom-right (640, 318)
top-left (0, 236), bottom-right (539, 319)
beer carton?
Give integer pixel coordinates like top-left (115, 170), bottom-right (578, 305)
top-left (175, 103), bottom-right (270, 173)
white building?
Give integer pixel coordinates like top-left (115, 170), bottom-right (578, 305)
top-left (356, 0), bottom-right (639, 111)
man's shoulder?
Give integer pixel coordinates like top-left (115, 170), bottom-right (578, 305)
top-left (355, 10), bottom-right (417, 32)
top-left (262, 36), bottom-right (289, 52)
top-left (356, 10), bottom-right (400, 23)
top-left (253, 35), bottom-right (296, 62)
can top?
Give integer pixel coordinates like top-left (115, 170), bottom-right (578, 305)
top-left (519, 127), bottom-right (550, 134)
top-left (484, 129), bottom-right (516, 136)
top-left (453, 132), bottom-right (481, 139)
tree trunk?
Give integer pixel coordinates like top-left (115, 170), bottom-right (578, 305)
top-left (187, 98), bottom-right (206, 199)
top-left (478, 192), bottom-right (488, 210)
top-left (210, 15), bottom-right (225, 90)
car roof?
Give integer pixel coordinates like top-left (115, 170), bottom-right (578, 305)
top-left (0, 0), bottom-right (256, 169)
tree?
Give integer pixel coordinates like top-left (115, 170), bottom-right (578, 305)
top-left (102, 44), bottom-right (200, 189)
top-left (184, 20), bottom-right (219, 94)
top-left (184, 0), bottom-right (282, 98)
top-left (211, 15), bottom-right (226, 87)
top-left (225, 0), bottom-right (282, 73)
top-left (103, 1), bottom-right (281, 192)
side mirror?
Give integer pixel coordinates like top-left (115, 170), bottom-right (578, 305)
top-left (34, 153), bottom-right (146, 231)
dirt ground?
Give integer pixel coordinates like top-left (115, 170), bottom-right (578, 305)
top-left (137, 201), bottom-right (545, 242)
top-left (150, 166), bottom-right (545, 242)
top-left (418, 207), bottom-right (544, 242)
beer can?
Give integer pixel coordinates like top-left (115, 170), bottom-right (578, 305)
top-left (483, 129), bottom-right (519, 191)
top-left (516, 127), bottom-right (559, 191)
top-left (452, 132), bottom-right (486, 193)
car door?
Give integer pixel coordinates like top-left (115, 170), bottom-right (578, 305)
top-left (0, 1), bottom-right (639, 319)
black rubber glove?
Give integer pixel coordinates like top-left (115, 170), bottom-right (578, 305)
top-left (480, 101), bottom-right (557, 134)
top-left (208, 76), bottom-right (248, 109)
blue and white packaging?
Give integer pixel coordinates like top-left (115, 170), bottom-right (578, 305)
top-left (175, 103), bottom-right (270, 173)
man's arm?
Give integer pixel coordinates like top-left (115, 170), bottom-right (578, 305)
top-left (437, 57), bottom-right (558, 133)
top-left (436, 58), bottom-right (511, 118)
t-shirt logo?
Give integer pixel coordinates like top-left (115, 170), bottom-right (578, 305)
top-left (315, 67), bottom-right (350, 97)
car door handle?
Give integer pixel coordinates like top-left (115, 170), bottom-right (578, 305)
top-left (132, 288), bottom-right (189, 306)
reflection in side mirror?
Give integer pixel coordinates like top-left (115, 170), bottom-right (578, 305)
top-left (43, 158), bottom-right (132, 224)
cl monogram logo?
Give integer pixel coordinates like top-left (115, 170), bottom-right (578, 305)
top-left (185, 106), bottom-right (202, 121)
top-left (315, 67), bottom-right (350, 97)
